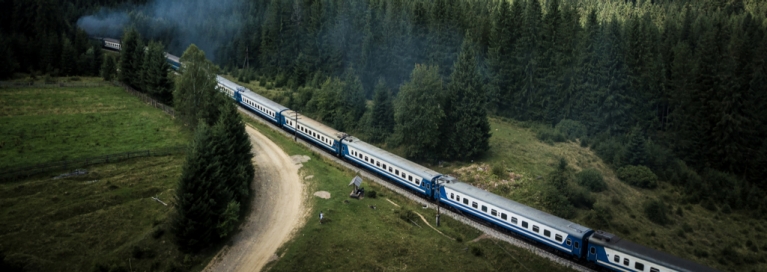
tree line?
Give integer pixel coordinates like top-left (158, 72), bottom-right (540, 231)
top-left (112, 28), bottom-right (175, 104)
top-left (213, 0), bottom-right (767, 208)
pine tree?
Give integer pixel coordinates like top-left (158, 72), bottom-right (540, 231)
top-left (625, 127), bottom-right (647, 166)
top-left (143, 42), bottom-right (174, 104)
top-left (444, 36), bottom-right (491, 159)
top-left (101, 56), bottom-right (116, 81)
top-left (394, 64), bottom-right (445, 161)
top-left (118, 28), bottom-right (144, 88)
top-left (172, 123), bottom-right (228, 252)
top-left (174, 44), bottom-right (222, 129)
top-left (213, 97), bottom-right (255, 206)
top-left (369, 78), bottom-right (395, 142)
top-left (60, 37), bottom-right (76, 76)
top-left (339, 66), bottom-right (366, 131)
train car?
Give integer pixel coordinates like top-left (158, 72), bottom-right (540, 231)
top-left (103, 38), bottom-right (121, 51)
top-left (165, 53), bottom-right (181, 70)
top-left (587, 231), bottom-right (718, 272)
top-left (217, 76), bottom-right (288, 124)
top-left (341, 137), bottom-right (441, 197)
top-left (440, 180), bottom-right (593, 258)
top-left (282, 110), bottom-right (344, 154)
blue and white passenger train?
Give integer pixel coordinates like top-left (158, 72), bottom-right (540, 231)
top-left (101, 38), bottom-right (718, 272)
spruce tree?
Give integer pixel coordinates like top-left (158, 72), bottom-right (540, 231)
top-left (625, 127), bottom-right (647, 166)
top-left (118, 28), bottom-right (144, 88)
top-left (60, 37), bottom-right (76, 76)
top-left (394, 64), bottom-right (445, 161)
top-left (101, 56), bottom-right (116, 81)
top-left (172, 123), bottom-right (228, 252)
top-left (369, 78), bottom-right (395, 142)
top-left (444, 36), bottom-right (491, 159)
top-left (174, 44), bottom-right (221, 129)
top-left (213, 97), bottom-right (255, 206)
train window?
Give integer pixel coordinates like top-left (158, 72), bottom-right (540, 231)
top-left (590, 247), bottom-right (595, 254)
top-left (463, 198), bottom-right (469, 205)
top-left (416, 180), bottom-right (420, 186)
top-left (566, 239), bottom-right (572, 246)
top-left (365, 156), bottom-right (368, 162)
top-left (544, 230), bottom-right (551, 237)
top-left (376, 162), bottom-right (380, 167)
top-left (472, 202), bottom-right (478, 209)
top-left (408, 176), bottom-right (413, 182)
top-left (522, 221), bottom-right (528, 228)
top-left (401, 173), bottom-right (406, 178)
top-left (635, 262), bottom-right (644, 270)
top-left (450, 193), bottom-right (454, 199)
top-left (614, 255), bottom-right (620, 262)
top-left (395, 170), bottom-right (400, 175)
top-left (650, 268), bottom-right (659, 272)
top-left (389, 167), bottom-right (392, 172)
top-left (456, 196), bottom-right (460, 201)
top-left (532, 226), bottom-right (539, 233)
top-left (511, 217), bottom-right (517, 224)
top-left (481, 206), bottom-right (487, 212)
top-left (574, 242), bottom-right (579, 248)
top-left (555, 234), bottom-right (562, 242)
top-left (623, 258), bottom-right (629, 266)
top-left (371, 159), bottom-right (375, 164)
top-left (501, 213), bottom-right (507, 220)
top-left (491, 209), bottom-right (497, 216)
top-left (382, 163), bottom-right (387, 169)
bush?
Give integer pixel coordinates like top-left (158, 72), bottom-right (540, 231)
top-left (617, 165), bottom-right (658, 189)
top-left (721, 203), bottom-right (732, 214)
top-left (555, 119), bottom-right (587, 141)
top-left (151, 228), bottom-right (165, 239)
top-left (398, 208), bottom-right (417, 223)
top-left (491, 164), bottom-right (505, 178)
top-left (536, 126), bottom-right (566, 144)
top-left (542, 185), bottom-right (575, 219)
top-left (644, 199), bottom-right (670, 225)
top-left (470, 245), bottom-right (483, 256)
top-left (567, 187), bottom-right (595, 209)
top-left (584, 203), bottom-right (613, 229)
top-left (366, 190), bottom-right (377, 198)
top-left (702, 199), bottom-right (718, 211)
top-left (579, 138), bottom-right (590, 147)
top-left (576, 168), bottom-right (607, 192)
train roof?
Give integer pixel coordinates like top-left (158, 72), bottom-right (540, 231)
top-left (442, 181), bottom-right (592, 238)
top-left (343, 137), bottom-right (442, 180)
top-left (216, 76), bottom-right (289, 113)
top-left (588, 231), bottom-right (718, 272)
top-left (103, 38), bottom-right (120, 43)
top-left (165, 53), bottom-right (180, 63)
top-left (282, 110), bottom-right (344, 140)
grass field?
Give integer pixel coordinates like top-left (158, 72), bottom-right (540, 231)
top-left (0, 83), bottom-right (189, 170)
top-left (0, 79), bottom-right (211, 271)
top-left (432, 117), bottom-right (767, 272)
top-left (242, 116), bottom-right (576, 272)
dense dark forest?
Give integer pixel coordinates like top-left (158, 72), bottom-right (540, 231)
top-left (2, 0), bottom-right (766, 210)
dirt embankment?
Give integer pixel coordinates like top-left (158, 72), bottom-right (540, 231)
top-left (203, 126), bottom-right (306, 272)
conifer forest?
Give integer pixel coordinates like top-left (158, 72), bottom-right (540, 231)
top-left (2, 0), bottom-right (767, 240)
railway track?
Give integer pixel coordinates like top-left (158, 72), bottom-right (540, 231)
top-left (238, 107), bottom-right (595, 272)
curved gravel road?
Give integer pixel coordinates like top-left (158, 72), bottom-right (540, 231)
top-left (203, 125), bottom-right (306, 272)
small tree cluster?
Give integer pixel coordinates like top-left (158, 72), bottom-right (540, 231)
top-left (617, 165), bottom-right (658, 189)
top-left (644, 199), bottom-right (670, 226)
top-left (576, 168), bottom-right (607, 192)
top-left (171, 45), bottom-right (254, 253)
top-left (118, 28), bottom-right (174, 104)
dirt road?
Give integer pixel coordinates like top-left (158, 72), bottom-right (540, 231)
top-left (203, 126), bottom-right (306, 272)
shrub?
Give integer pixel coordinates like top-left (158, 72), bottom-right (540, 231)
top-left (555, 119), bottom-right (587, 141)
top-left (542, 185), bottom-right (575, 219)
top-left (584, 203), bottom-right (613, 229)
top-left (366, 190), bottom-right (377, 198)
top-left (259, 79), bottom-right (266, 87)
top-left (617, 165), bottom-right (658, 189)
top-left (644, 199), bottom-right (670, 225)
top-left (398, 208), bottom-right (417, 223)
top-left (721, 203), bottom-right (732, 214)
top-left (702, 199), bottom-right (718, 211)
top-left (151, 228), bottom-right (165, 239)
top-left (576, 168), bottom-right (607, 192)
top-left (579, 138), bottom-right (590, 147)
top-left (567, 186), bottom-right (595, 209)
top-left (470, 245), bottom-right (483, 256)
top-left (536, 126), bottom-right (566, 144)
top-left (491, 164), bottom-right (505, 178)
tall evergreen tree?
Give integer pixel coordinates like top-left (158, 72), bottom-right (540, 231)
top-left (171, 123), bottom-right (228, 252)
top-left (118, 28), bottom-right (144, 88)
top-left (625, 127), bottom-right (647, 166)
top-left (394, 64), bottom-right (445, 161)
top-left (60, 37), bottom-right (76, 76)
top-left (174, 44), bottom-right (222, 129)
top-left (213, 97), bottom-right (255, 206)
top-left (142, 41), bottom-right (174, 104)
top-left (443, 36), bottom-right (491, 159)
top-left (101, 56), bottom-right (116, 81)
top-left (369, 78), bottom-right (395, 142)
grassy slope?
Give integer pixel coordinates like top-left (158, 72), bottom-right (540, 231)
top-left (0, 80), bottom-right (209, 271)
top-left (434, 117), bottom-right (766, 272)
top-left (242, 116), bottom-right (575, 272)
top-left (0, 84), bottom-right (188, 169)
